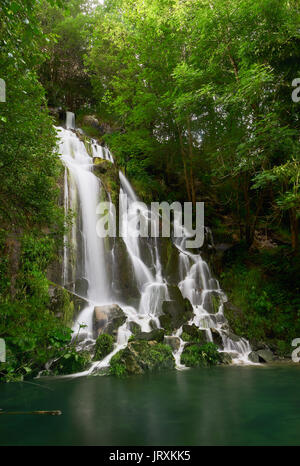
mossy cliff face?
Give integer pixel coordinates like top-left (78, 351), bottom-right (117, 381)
top-left (49, 284), bottom-right (88, 326)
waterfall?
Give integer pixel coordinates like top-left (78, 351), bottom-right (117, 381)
top-left (57, 126), bottom-right (110, 336)
top-left (119, 173), bottom-right (169, 329)
top-left (57, 116), bottom-right (252, 374)
top-left (173, 227), bottom-right (251, 364)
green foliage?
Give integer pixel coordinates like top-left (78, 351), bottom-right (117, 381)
top-left (109, 350), bottom-right (127, 377)
top-left (110, 341), bottom-right (175, 377)
top-left (94, 334), bottom-right (114, 361)
top-left (0, 302), bottom-right (72, 382)
top-left (221, 246), bottom-right (300, 353)
top-left (87, 0), bottom-right (300, 249)
top-left (37, 0), bottom-right (93, 110)
top-left (0, 0), bottom-right (68, 382)
top-left (51, 348), bottom-right (91, 375)
top-left (181, 343), bottom-right (221, 368)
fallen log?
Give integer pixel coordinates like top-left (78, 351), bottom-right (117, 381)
top-left (0, 410), bottom-right (62, 416)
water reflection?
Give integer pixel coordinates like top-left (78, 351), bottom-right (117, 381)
top-left (1, 366), bottom-right (300, 445)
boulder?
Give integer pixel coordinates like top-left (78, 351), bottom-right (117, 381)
top-left (110, 340), bottom-right (175, 376)
top-left (93, 304), bottom-right (126, 340)
top-left (82, 115), bottom-right (101, 130)
top-left (159, 285), bottom-right (193, 332)
top-left (164, 336), bottom-right (181, 352)
top-left (248, 350), bottom-right (274, 363)
top-left (93, 307), bottom-right (109, 336)
top-left (248, 351), bottom-right (260, 363)
top-left (219, 352), bottom-right (233, 365)
top-left (128, 321), bottom-right (141, 335)
top-left (150, 319), bottom-right (159, 330)
top-left (134, 329), bottom-right (165, 343)
top-left (257, 349), bottom-right (274, 363)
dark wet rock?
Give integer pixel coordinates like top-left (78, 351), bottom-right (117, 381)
top-left (110, 340), bottom-right (175, 376)
top-left (181, 324), bottom-right (207, 345)
top-left (248, 351), bottom-right (260, 363)
top-left (112, 238), bottom-right (140, 304)
top-left (158, 237), bottom-right (180, 285)
top-left (128, 321), bottom-right (142, 335)
top-left (93, 304), bottom-right (126, 340)
top-left (164, 336), bottom-right (181, 351)
top-left (202, 291), bottom-right (223, 314)
top-left (159, 285), bottom-right (193, 332)
top-left (219, 352), bottom-right (233, 365)
top-left (74, 278), bottom-right (89, 297)
top-left (211, 328), bottom-right (224, 349)
top-left (134, 329), bottom-right (165, 343)
top-left (250, 339), bottom-right (270, 352)
top-left (227, 331), bottom-right (241, 343)
top-left (257, 349), bottom-right (274, 363)
top-left (149, 319), bottom-right (158, 330)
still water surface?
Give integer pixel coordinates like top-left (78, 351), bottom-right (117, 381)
top-left (1, 365), bottom-right (300, 446)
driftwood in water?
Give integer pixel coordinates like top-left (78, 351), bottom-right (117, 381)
top-left (0, 410), bottom-right (62, 416)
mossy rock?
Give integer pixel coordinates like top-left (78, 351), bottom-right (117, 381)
top-left (211, 328), bottom-right (224, 349)
top-left (219, 352), bottom-right (233, 365)
top-left (133, 329), bottom-right (165, 343)
top-left (202, 291), bottom-right (223, 314)
top-left (49, 284), bottom-right (88, 326)
top-left (180, 342), bottom-right (221, 367)
top-left (93, 160), bottom-right (120, 207)
top-left (110, 340), bottom-right (175, 376)
top-left (128, 321), bottom-right (142, 335)
top-left (93, 158), bottom-right (112, 174)
top-left (181, 324), bottom-right (207, 344)
top-left (158, 237), bottom-right (180, 285)
top-left (51, 350), bottom-right (91, 375)
top-left (94, 334), bottom-right (114, 361)
top-left (159, 285), bottom-right (193, 332)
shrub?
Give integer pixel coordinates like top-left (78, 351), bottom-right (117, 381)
top-left (51, 349), bottom-right (91, 375)
top-left (181, 342), bottom-right (221, 367)
top-left (109, 350), bottom-right (127, 377)
top-left (94, 333), bottom-right (114, 361)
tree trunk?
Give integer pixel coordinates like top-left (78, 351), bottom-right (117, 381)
top-left (178, 127), bottom-right (192, 202)
top-left (289, 207), bottom-right (299, 253)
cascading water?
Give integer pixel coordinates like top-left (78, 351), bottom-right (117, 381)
top-left (173, 227), bottom-right (251, 364)
top-left (57, 114), bottom-right (252, 375)
top-left (57, 125), bottom-right (110, 336)
top-left (119, 172), bottom-right (169, 330)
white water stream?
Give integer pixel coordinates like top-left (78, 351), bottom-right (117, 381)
top-left (56, 114), bottom-right (251, 376)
